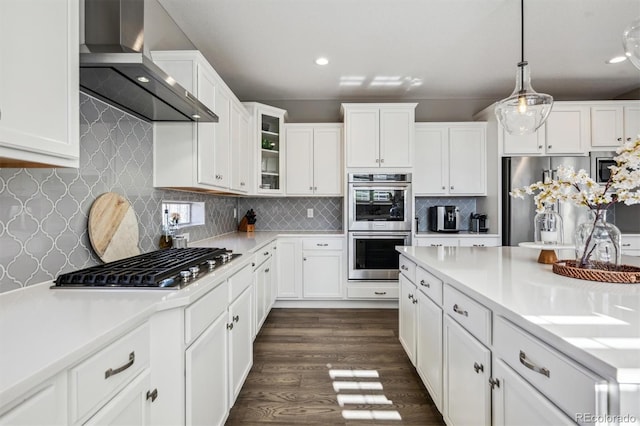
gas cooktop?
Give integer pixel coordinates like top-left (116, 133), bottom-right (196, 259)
top-left (52, 247), bottom-right (240, 289)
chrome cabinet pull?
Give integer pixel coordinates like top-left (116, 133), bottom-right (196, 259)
top-left (474, 362), bottom-right (484, 373)
top-left (265, 268), bottom-right (270, 273)
top-left (380, 158), bottom-right (384, 163)
top-left (263, 251), bottom-right (269, 256)
top-left (617, 137), bottom-right (622, 141)
top-left (374, 291), bottom-right (387, 295)
top-left (400, 265), bottom-right (407, 270)
top-left (227, 323), bottom-right (234, 330)
top-left (489, 378), bottom-right (500, 389)
top-left (146, 388), bottom-right (158, 402)
top-left (408, 294), bottom-right (414, 300)
top-left (309, 186), bottom-right (313, 190)
top-left (420, 279), bottom-right (430, 288)
top-left (453, 304), bottom-right (468, 317)
top-left (412, 298), bottom-right (418, 304)
top-left (622, 243), bottom-right (631, 247)
top-left (519, 350), bottom-right (550, 378)
top-left (548, 145), bottom-right (552, 149)
top-left (251, 262), bottom-right (256, 267)
top-left (233, 315), bottom-right (239, 322)
top-left (317, 243), bottom-right (328, 247)
top-left (441, 186), bottom-right (446, 190)
top-left (105, 352), bottom-right (135, 379)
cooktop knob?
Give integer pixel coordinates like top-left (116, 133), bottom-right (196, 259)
top-left (179, 270), bottom-right (191, 282)
top-left (189, 266), bottom-right (200, 278)
top-left (206, 259), bottom-right (216, 269)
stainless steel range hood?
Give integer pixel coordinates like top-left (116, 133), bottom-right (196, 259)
top-left (80, 0), bottom-right (218, 122)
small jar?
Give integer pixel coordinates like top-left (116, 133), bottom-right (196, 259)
top-left (534, 205), bottom-right (563, 245)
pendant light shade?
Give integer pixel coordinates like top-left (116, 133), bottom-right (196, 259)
top-left (623, 17), bottom-right (640, 70)
top-left (495, 0), bottom-right (553, 135)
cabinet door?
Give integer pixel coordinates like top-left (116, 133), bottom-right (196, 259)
top-left (502, 126), bottom-right (545, 155)
top-left (443, 316), bottom-right (491, 426)
top-left (414, 125), bottom-right (447, 195)
top-left (213, 87), bottom-right (231, 189)
top-left (448, 126), bottom-right (486, 195)
top-left (0, 0), bottom-right (79, 167)
top-left (0, 374), bottom-right (67, 425)
top-left (545, 106), bottom-right (589, 154)
top-left (196, 67), bottom-right (217, 186)
top-left (590, 105), bottom-right (624, 148)
top-left (492, 358), bottom-right (574, 426)
top-left (302, 250), bottom-right (343, 298)
top-left (379, 108), bottom-right (413, 167)
top-left (228, 286), bottom-right (253, 405)
top-left (255, 259), bottom-right (272, 331)
top-left (313, 126), bottom-right (342, 195)
top-left (399, 274), bottom-right (417, 365)
top-left (624, 105), bottom-right (640, 143)
top-left (230, 103), bottom-right (249, 192)
top-left (345, 108), bottom-right (379, 167)
top-left (185, 313), bottom-right (228, 426)
top-left (276, 239), bottom-right (302, 299)
top-left (285, 127), bottom-right (314, 195)
top-left (416, 291), bottom-right (443, 411)
top-left (84, 370), bottom-right (152, 426)
top-left (257, 111), bottom-right (284, 193)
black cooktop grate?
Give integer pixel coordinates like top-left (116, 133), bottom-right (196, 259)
top-left (54, 247), bottom-right (228, 287)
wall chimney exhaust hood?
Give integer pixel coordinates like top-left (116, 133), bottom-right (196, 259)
top-left (80, 0), bottom-right (218, 123)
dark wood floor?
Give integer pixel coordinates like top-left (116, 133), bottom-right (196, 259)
top-left (226, 308), bottom-right (445, 426)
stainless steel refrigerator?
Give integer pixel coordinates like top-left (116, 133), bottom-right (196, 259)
top-left (502, 156), bottom-right (591, 246)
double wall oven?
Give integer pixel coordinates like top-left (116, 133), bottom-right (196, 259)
top-left (348, 173), bottom-right (411, 280)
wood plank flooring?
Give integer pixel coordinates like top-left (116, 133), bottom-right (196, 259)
top-left (226, 308), bottom-right (445, 426)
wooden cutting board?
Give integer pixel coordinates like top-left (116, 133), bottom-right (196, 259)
top-left (88, 192), bottom-right (141, 263)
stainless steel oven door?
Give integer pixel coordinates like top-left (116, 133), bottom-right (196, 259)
top-left (348, 183), bottom-right (411, 231)
top-left (348, 232), bottom-right (411, 280)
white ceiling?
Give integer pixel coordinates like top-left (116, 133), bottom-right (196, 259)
top-left (158, 0), bottom-right (640, 106)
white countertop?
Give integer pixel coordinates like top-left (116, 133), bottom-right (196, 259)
top-left (397, 246), bottom-right (640, 384)
top-left (0, 230), bottom-right (344, 407)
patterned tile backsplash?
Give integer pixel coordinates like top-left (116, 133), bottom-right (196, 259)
top-left (0, 94), bottom-right (237, 293)
top-left (237, 197), bottom-right (342, 231)
top-left (415, 197), bottom-right (478, 232)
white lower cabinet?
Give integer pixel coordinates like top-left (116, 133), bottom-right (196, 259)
top-left (228, 286), bottom-right (253, 405)
top-left (84, 370), bottom-right (152, 426)
top-left (185, 312), bottom-right (228, 426)
top-left (443, 315), bottom-right (491, 426)
top-left (276, 238), bottom-right (303, 299)
top-left (399, 274), bottom-right (417, 364)
top-left (302, 240), bottom-right (343, 298)
top-left (415, 290), bottom-right (443, 411)
top-left (492, 358), bottom-right (573, 426)
top-left (254, 255), bottom-right (273, 333)
top-left (0, 373), bottom-right (67, 425)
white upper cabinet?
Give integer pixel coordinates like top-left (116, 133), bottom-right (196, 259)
top-left (0, 0), bottom-right (79, 168)
top-left (343, 103), bottom-right (416, 168)
top-left (590, 101), bottom-right (640, 150)
top-left (414, 123), bottom-right (487, 196)
top-left (244, 103), bottom-right (287, 195)
top-left (152, 51), bottom-right (248, 192)
top-left (285, 124), bottom-right (342, 196)
top-left (502, 102), bottom-right (589, 156)
top-left (230, 103), bottom-right (251, 193)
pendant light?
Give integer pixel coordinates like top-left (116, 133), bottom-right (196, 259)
top-left (495, 0), bottom-right (553, 136)
top-left (623, 17), bottom-right (640, 70)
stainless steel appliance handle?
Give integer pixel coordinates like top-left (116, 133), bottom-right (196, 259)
top-left (349, 182), bottom-right (410, 188)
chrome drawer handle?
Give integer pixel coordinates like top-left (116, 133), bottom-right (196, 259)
top-left (374, 291), bottom-right (387, 295)
top-left (408, 294), bottom-right (414, 300)
top-left (227, 323), bottom-right (234, 330)
top-left (233, 315), bottom-right (240, 323)
top-left (519, 350), bottom-right (550, 378)
top-left (622, 243), bottom-right (631, 247)
top-left (473, 362), bottom-right (484, 373)
top-left (412, 299), bottom-right (418, 304)
top-left (264, 251), bottom-right (270, 255)
top-left (105, 351), bottom-right (135, 379)
top-left (317, 243), bottom-right (329, 247)
top-left (420, 279), bottom-right (430, 288)
top-left (265, 268), bottom-right (270, 273)
top-left (453, 304), bottom-right (468, 317)
top-left (146, 388), bottom-right (158, 402)
top-left (489, 378), bottom-right (500, 389)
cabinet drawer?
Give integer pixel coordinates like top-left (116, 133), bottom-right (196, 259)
top-left (254, 244), bottom-right (273, 267)
top-left (416, 267), bottom-right (443, 306)
top-left (347, 285), bottom-right (398, 299)
top-left (69, 323), bottom-right (150, 423)
top-left (302, 238), bottom-right (344, 250)
top-left (185, 280), bottom-right (228, 345)
top-left (228, 263), bottom-right (253, 302)
top-left (399, 256), bottom-right (416, 282)
top-left (458, 237), bottom-right (500, 247)
top-left (443, 285), bottom-right (491, 345)
top-left (416, 237), bottom-right (458, 247)
top-left (494, 316), bottom-right (608, 419)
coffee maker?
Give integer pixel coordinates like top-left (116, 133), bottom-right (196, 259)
top-left (470, 213), bottom-right (489, 233)
top-left (428, 206), bottom-right (460, 232)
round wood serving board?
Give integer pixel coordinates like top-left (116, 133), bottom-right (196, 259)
top-left (88, 192), bottom-right (140, 263)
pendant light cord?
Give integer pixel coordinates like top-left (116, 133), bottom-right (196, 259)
top-left (519, 0), bottom-right (525, 93)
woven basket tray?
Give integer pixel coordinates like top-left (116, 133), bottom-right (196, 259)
top-left (553, 260), bottom-right (640, 284)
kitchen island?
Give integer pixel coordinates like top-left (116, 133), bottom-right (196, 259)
top-left (397, 245), bottom-right (640, 425)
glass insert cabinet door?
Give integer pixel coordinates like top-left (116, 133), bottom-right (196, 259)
top-left (259, 113), bottom-right (281, 191)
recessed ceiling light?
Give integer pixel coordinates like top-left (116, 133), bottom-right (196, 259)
top-left (137, 76), bottom-right (150, 83)
top-left (315, 57), bottom-right (329, 66)
top-left (606, 56), bottom-right (627, 64)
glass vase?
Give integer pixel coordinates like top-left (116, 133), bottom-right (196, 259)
top-left (534, 205), bottom-right (563, 245)
top-left (574, 210), bottom-right (622, 269)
